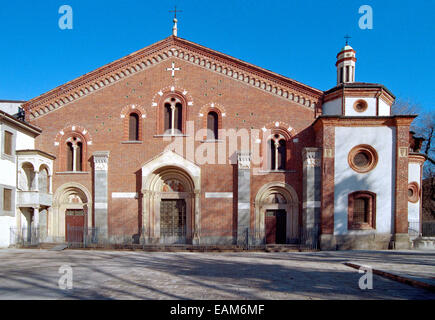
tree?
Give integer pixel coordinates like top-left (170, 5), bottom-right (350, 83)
top-left (392, 99), bottom-right (434, 178)
top-left (392, 99), bottom-right (435, 224)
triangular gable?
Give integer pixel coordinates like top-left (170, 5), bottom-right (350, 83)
top-left (23, 36), bottom-right (323, 120)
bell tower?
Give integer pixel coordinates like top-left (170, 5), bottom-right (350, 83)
top-left (336, 37), bottom-right (356, 85)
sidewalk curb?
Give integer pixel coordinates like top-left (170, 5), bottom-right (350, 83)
top-left (344, 262), bottom-right (435, 293)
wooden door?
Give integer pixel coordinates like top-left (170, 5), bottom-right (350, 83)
top-left (65, 209), bottom-right (85, 243)
top-left (265, 210), bottom-right (287, 244)
top-left (265, 210), bottom-right (277, 244)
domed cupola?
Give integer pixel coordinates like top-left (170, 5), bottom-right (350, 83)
top-left (336, 44), bottom-right (356, 84)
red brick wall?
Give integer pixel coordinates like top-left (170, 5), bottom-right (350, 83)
top-left (30, 58), bottom-right (316, 236)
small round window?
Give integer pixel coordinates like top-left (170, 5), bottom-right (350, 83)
top-left (348, 145), bottom-right (378, 173)
top-left (408, 182), bottom-right (419, 203)
top-left (353, 100), bottom-right (368, 113)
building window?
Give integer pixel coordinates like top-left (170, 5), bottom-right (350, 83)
top-left (39, 167), bottom-right (49, 193)
top-left (268, 133), bottom-right (287, 170)
top-left (4, 131), bottom-right (13, 156)
top-left (129, 113), bottom-right (139, 141)
top-left (348, 144), bottom-right (378, 173)
top-left (163, 96), bottom-right (183, 135)
top-left (353, 99), bottom-right (368, 113)
top-left (66, 136), bottom-right (84, 172)
top-left (22, 163), bottom-right (35, 191)
top-left (3, 188), bottom-right (12, 211)
top-left (207, 111), bottom-right (219, 140)
top-left (348, 191), bottom-right (376, 230)
top-left (408, 182), bottom-right (420, 203)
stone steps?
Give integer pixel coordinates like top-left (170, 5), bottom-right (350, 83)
top-left (413, 237), bottom-right (435, 249)
top-left (22, 242), bottom-right (318, 252)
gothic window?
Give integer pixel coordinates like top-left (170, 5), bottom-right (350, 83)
top-left (348, 191), bottom-right (376, 230)
top-left (268, 133), bottom-right (287, 170)
top-left (163, 96), bottom-right (183, 135)
top-left (66, 136), bottom-right (84, 172)
top-left (129, 113), bottom-right (139, 141)
top-left (207, 111), bottom-right (219, 140)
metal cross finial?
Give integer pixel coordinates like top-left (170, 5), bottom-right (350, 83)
top-left (169, 6), bottom-right (182, 19)
top-left (344, 34), bottom-right (352, 45)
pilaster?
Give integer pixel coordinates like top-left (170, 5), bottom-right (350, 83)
top-left (93, 151), bottom-right (110, 240)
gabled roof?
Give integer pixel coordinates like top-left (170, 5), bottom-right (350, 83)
top-left (22, 36), bottom-right (323, 120)
top-left (0, 110), bottom-right (42, 135)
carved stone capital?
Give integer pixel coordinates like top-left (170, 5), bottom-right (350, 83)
top-left (237, 151), bottom-right (251, 169)
top-left (93, 151), bottom-right (110, 171)
top-left (302, 148), bottom-right (321, 167)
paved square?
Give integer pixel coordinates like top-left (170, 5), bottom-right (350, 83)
top-left (0, 249), bottom-right (434, 300)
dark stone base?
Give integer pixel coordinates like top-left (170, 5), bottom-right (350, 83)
top-left (393, 233), bottom-right (411, 250)
top-left (320, 233), bottom-right (394, 250)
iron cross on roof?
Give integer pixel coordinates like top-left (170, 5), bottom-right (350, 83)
top-left (344, 34), bottom-right (352, 45)
top-left (169, 6), bottom-right (182, 19)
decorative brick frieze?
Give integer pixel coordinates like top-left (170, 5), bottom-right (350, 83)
top-left (22, 37), bottom-right (322, 121)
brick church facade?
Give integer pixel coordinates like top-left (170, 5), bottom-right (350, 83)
top-left (6, 21), bottom-right (425, 250)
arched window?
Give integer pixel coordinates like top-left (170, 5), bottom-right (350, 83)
top-left (207, 111), bottom-right (219, 140)
top-left (38, 167), bottom-right (49, 193)
top-left (66, 136), bottom-right (84, 172)
top-left (129, 113), bottom-right (139, 141)
top-left (22, 163), bottom-right (35, 191)
top-left (268, 133), bottom-right (287, 170)
top-left (163, 96), bottom-right (183, 135)
top-left (67, 142), bottom-right (73, 171)
top-left (348, 191), bottom-right (376, 230)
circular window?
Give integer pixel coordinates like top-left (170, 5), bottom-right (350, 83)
top-left (348, 145), bottom-right (378, 173)
top-left (353, 100), bottom-right (368, 113)
top-left (408, 182), bottom-right (419, 203)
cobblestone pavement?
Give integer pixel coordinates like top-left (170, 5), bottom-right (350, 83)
top-left (0, 249), bottom-right (433, 300)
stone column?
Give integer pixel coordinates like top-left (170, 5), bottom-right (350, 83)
top-left (302, 148), bottom-right (321, 247)
top-left (32, 207), bottom-right (39, 244)
top-left (237, 151), bottom-right (251, 245)
top-left (33, 207), bottom-right (40, 228)
top-left (193, 190), bottom-right (201, 245)
top-left (93, 151), bottom-right (110, 241)
top-left (33, 170), bottom-right (39, 192)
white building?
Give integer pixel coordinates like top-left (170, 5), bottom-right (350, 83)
top-left (0, 102), bottom-right (54, 247)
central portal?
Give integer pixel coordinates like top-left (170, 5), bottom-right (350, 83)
top-left (265, 209), bottom-right (287, 244)
top-left (160, 199), bottom-right (187, 242)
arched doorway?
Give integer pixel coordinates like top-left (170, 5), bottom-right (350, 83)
top-left (254, 182), bottom-right (299, 244)
top-left (141, 150), bottom-right (201, 245)
top-left (51, 183), bottom-right (92, 243)
top-left (143, 167), bottom-right (197, 244)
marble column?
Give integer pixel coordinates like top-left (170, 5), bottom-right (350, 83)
top-left (302, 148), bottom-right (321, 247)
top-left (93, 151), bottom-right (110, 241)
top-left (237, 151), bottom-right (251, 245)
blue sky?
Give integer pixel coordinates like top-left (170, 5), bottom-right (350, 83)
top-left (0, 0), bottom-right (434, 112)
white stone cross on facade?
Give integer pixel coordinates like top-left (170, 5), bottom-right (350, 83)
top-left (166, 61), bottom-right (180, 77)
